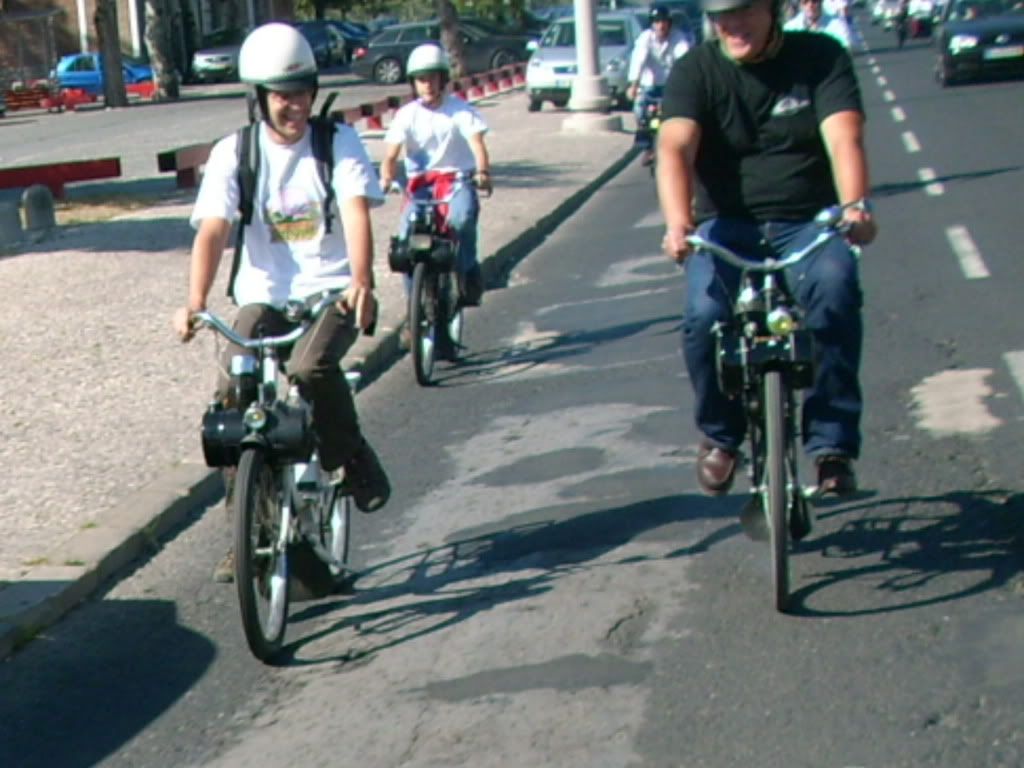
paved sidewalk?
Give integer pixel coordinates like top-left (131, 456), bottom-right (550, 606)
top-left (0, 91), bottom-right (637, 659)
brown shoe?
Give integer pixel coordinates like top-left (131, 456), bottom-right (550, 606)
top-left (697, 441), bottom-right (738, 496)
top-left (816, 455), bottom-right (856, 496)
top-left (213, 549), bottom-right (234, 584)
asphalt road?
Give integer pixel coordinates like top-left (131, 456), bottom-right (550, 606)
top-left (1, 17), bottom-right (1023, 768)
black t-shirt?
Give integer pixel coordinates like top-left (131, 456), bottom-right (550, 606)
top-left (661, 32), bottom-right (863, 222)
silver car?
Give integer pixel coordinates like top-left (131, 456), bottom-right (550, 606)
top-left (525, 10), bottom-right (643, 112)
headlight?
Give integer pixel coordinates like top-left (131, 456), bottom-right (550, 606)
top-left (409, 233), bottom-right (433, 251)
top-left (766, 308), bottom-right (796, 336)
top-left (243, 405), bottom-right (268, 431)
top-left (949, 34), bottom-right (979, 53)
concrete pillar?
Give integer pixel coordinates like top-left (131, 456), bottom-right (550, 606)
top-left (0, 202), bottom-right (24, 249)
top-left (563, 0), bottom-right (622, 133)
top-left (568, 0), bottom-right (611, 112)
top-left (22, 185), bottom-right (57, 239)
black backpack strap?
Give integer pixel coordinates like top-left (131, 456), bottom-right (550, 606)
top-left (310, 97), bottom-right (337, 235)
top-left (228, 123), bottom-right (260, 300)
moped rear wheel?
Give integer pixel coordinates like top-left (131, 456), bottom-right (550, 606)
top-left (235, 447), bottom-right (290, 661)
top-left (764, 371), bottom-right (790, 612)
top-left (410, 262), bottom-right (437, 386)
top-left (327, 485), bottom-right (353, 579)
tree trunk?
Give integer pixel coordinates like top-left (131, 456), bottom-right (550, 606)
top-left (436, 0), bottom-right (466, 79)
top-left (94, 0), bottom-right (127, 107)
top-left (144, 0), bottom-right (181, 100)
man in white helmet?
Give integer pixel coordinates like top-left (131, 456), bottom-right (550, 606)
top-left (172, 22), bottom-right (391, 582)
top-left (379, 43), bottom-right (492, 311)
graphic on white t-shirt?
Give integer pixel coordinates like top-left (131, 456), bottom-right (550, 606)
top-left (266, 185), bottom-right (322, 243)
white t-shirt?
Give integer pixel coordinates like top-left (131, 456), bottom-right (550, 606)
top-left (784, 11), bottom-right (852, 48)
top-left (627, 28), bottom-right (691, 88)
top-left (191, 121), bottom-right (383, 307)
top-left (384, 95), bottom-right (488, 177)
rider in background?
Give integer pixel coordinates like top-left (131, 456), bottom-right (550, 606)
top-left (784, 0), bottom-right (854, 48)
top-left (379, 44), bottom-right (493, 312)
top-left (172, 23), bottom-right (392, 581)
top-left (626, 5), bottom-right (692, 167)
top-left (656, 0), bottom-right (876, 499)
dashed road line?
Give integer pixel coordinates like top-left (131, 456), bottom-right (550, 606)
top-left (946, 225), bottom-right (990, 279)
top-left (1003, 351), bottom-right (1024, 405)
top-left (918, 167), bottom-right (945, 196)
top-left (901, 131), bottom-right (921, 153)
top-left (891, 106), bottom-right (906, 122)
top-left (883, 89), bottom-right (896, 102)
top-left (877, 75), bottom-right (888, 86)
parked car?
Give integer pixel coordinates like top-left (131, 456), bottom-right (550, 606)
top-left (52, 53), bottom-right (153, 95)
top-left (935, 0), bottom-right (1024, 85)
top-left (636, 0), bottom-right (704, 41)
top-left (293, 21), bottom-right (348, 68)
top-left (872, 0), bottom-right (904, 25)
top-left (351, 20), bottom-right (532, 84)
top-left (525, 9), bottom-right (644, 112)
top-left (321, 19), bottom-right (371, 65)
top-left (190, 28), bottom-right (244, 83)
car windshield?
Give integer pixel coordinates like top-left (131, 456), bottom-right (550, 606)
top-left (541, 19), bottom-right (627, 47)
top-left (947, 0), bottom-right (1024, 18)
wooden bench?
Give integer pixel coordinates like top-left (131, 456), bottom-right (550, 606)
top-left (0, 158), bottom-right (122, 199)
top-left (157, 142), bottom-right (214, 188)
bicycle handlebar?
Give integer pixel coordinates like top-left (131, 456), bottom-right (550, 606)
top-left (194, 289), bottom-right (345, 350)
top-left (684, 204), bottom-right (857, 273)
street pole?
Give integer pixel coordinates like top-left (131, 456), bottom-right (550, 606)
top-left (563, 0), bottom-right (622, 133)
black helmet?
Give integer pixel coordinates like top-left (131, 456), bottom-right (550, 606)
top-left (701, 0), bottom-right (755, 11)
top-left (649, 4), bottom-right (672, 21)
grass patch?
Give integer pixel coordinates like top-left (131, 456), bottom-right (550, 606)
top-left (55, 194), bottom-right (168, 226)
top-left (21, 556), bottom-right (49, 567)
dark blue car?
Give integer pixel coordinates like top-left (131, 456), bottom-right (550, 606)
top-left (53, 53), bottom-right (153, 95)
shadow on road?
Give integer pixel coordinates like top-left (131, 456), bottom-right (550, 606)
top-left (0, 599), bottom-right (216, 768)
top-left (873, 164), bottom-right (1023, 199)
top-left (276, 487), bottom-right (738, 666)
top-left (788, 488), bottom-right (1024, 617)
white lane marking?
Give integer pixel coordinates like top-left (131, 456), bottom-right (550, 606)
top-left (918, 167), bottom-right (945, 196)
top-left (946, 225), bottom-right (990, 279)
top-left (911, 369), bottom-right (1001, 436)
top-left (891, 106), bottom-right (906, 122)
top-left (871, 63), bottom-right (881, 73)
top-left (633, 209), bottom-right (664, 228)
top-left (538, 286), bottom-right (676, 315)
top-left (1003, 351), bottom-right (1024, 405)
top-left (883, 89), bottom-right (896, 102)
top-left (902, 131), bottom-right (921, 153)
top-left (597, 254), bottom-right (671, 287)
top-left (877, 75), bottom-right (888, 86)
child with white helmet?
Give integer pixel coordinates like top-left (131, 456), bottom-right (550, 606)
top-left (379, 43), bottom-right (492, 309)
top-left (172, 22), bottom-right (391, 582)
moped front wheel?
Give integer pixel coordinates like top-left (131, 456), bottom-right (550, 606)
top-left (764, 370), bottom-right (790, 612)
top-left (235, 447), bottom-right (290, 661)
top-left (410, 262), bottom-right (437, 386)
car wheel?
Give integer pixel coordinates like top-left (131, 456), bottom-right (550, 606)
top-left (490, 49), bottom-right (516, 70)
top-left (552, 98), bottom-right (568, 109)
top-left (528, 97), bottom-right (542, 112)
top-left (374, 58), bottom-right (403, 84)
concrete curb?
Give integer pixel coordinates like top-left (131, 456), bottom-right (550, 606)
top-left (0, 139), bottom-right (639, 662)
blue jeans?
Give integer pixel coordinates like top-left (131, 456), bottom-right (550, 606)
top-left (682, 217), bottom-right (864, 459)
top-left (632, 85), bottom-right (663, 152)
top-left (399, 181), bottom-right (480, 292)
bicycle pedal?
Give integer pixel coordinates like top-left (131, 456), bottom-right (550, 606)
top-left (739, 496), bottom-right (769, 542)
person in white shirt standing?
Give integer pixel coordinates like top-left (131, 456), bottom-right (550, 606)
top-left (627, 5), bottom-right (692, 166)
top-left (173, 23), bottom-right (391, 581)
top-left (379, 44), bottom-right (493, 309)
top-left (784, 0), bottom-right (853, 48)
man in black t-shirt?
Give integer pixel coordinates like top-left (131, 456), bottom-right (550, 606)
top-left (656, 0), bottom-right (877, 498)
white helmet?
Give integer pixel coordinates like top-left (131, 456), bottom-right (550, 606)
top-left (406, 44), bottom-right (450, 78)
top-left (239, 22), bottom-right (318, 91)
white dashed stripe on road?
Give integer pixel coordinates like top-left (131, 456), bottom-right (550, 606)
top-left (1003, 351), bottom-right (1024, 405)
top-left (877, 75), bottom-right (888, 86)
top-left (883, 90), bottom-right (896, 102)
top-left (891, 106), bottom-right (906, 122)
top-left (902, 131), bottom-right (921, 153)
top-left (918, 167), bottom-right (945, 196)
top-left (946, 225), bottom-right (990, 279)
top-left (633, 210), bottom-right (664, 229)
